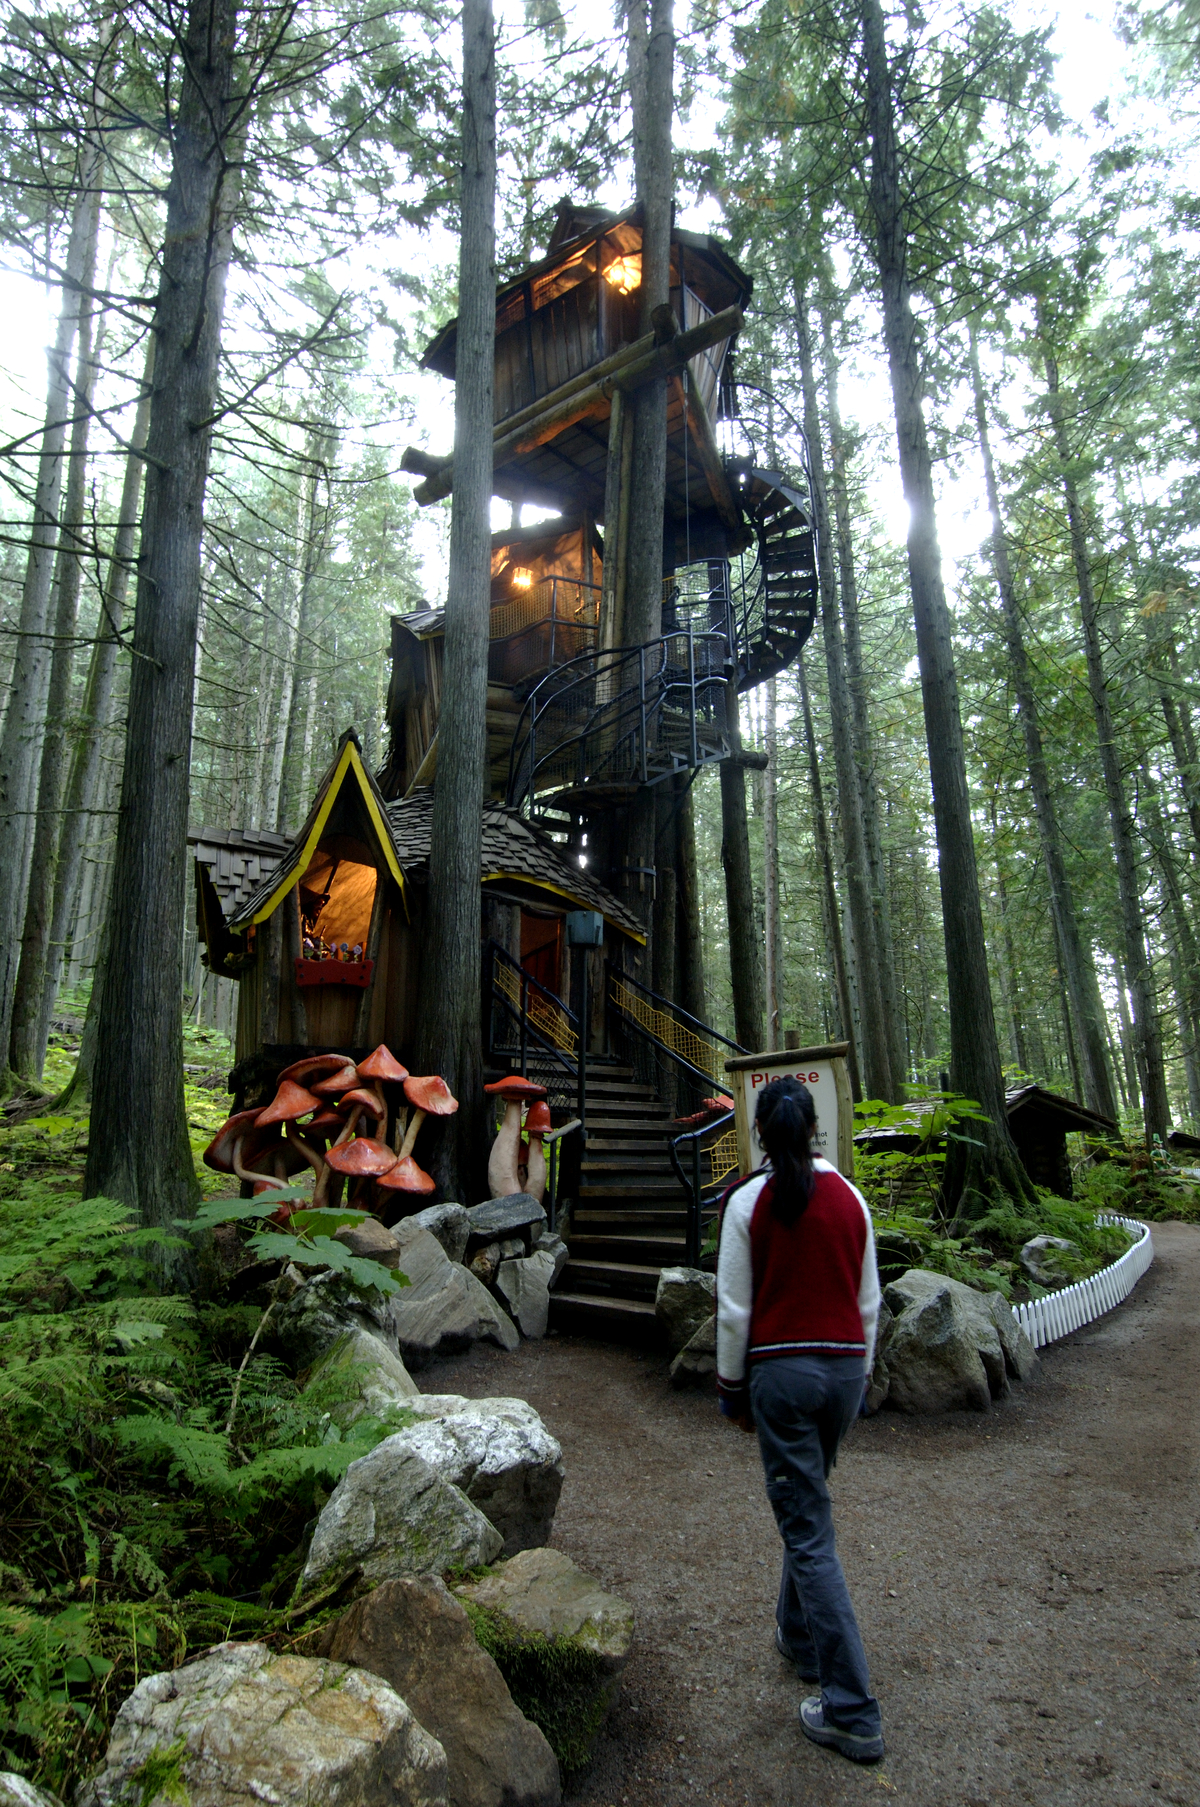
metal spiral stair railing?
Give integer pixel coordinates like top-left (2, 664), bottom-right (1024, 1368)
top-left (730, 466), bottom-right (820, 691)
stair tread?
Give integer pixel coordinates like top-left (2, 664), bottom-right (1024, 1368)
top-left (549, 1292), bottom-right (658, 1316)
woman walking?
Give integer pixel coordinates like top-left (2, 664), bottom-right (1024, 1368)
top-left (716, 1075), bottom-right (884, 1763)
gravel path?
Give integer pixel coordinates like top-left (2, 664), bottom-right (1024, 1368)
top-left (432, 1222), bottom-right (1199, 1806)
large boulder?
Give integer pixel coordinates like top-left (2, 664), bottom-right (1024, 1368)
top-left (405, 1204), bottom-right (471, 1265)
top-left (862, 1299), bottom-right (894, 1414)
top-left (465, 1194), bottom-right (547, 1247)
top-left (404, 1395), bottom-right (564, 1554)
top-left (668, 1315), bottom-right (716, 1388)
top-left (885, 1268), bottom-right (1037, 1390)
top-left (496, 1251), bottom-right (556, 1340)
top-left (456, 1549), bottom-right (632, 1782)
top-left (1019, 1234), bottom-right (1078, 1288)
top-left (274, 1269), bottom-right (400, 1373)
top-left (74, 1642), bottom-right (448, 1807)
top-left (380, 1229), bottom-right (519, 1370)
top-left (533, 1232), bottom-right (569, 1285)
top-left (883, 1282), bottom-right (993, 1414)
top-left (304, 1328), bottom-right (421, 1430)
top-left (315, 1577), bottom-right (561, 1807)
top-left (0, 1778), bottom-right (63, 1807)
top-left (335, 1217), bottom-right (406, 1268)
top-left (654, 1267), bottom-right (715, 1354)
top-left (301, 1437), bottom-right (503, 1595)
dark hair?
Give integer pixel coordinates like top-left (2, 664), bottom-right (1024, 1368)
top-left (755, 1077), bottom-right (817, 1226)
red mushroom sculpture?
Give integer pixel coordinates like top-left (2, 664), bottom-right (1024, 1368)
top-left (483, 1074), bottom-right (548, 1198)
top-left (522, 1099), bottom-right (552, 1205)
top-left (376, 1154), bottom-right (436, 1217)
top-left (256, 1079), bottom-right (325, 1190)
top-left (355, 1044), bottom-right (410, 1147)
top-left (396, 1075), bottom-right (459, 1163)
top-left (325, 1134), bottom-right (399, 1206)
top-left (204, 1109), bottom-right (289, 1192)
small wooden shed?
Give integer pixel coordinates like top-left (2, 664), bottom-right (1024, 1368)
top-left (853, 1084), bottom-right (1117, 1199)
top-left (191, 729), bottom-right (642, 1105)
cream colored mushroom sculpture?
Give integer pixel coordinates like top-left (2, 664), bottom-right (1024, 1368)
top-left (483, 1073), bottom-right (548, 1198)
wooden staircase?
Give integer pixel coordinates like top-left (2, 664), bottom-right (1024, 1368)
top-left (485, 1055), bottom-right (685, 1342)
top-left (552, 1060), bottom-right (685, 1341)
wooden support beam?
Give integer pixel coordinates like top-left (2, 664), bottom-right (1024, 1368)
top-left (410, 307), bottom-right (744, 506)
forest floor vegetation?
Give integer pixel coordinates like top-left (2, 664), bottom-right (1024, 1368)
top-left (1, 1027), bottom-right (1193, 1798)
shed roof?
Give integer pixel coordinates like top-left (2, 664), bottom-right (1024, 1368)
top-left (188, 825), bottom-right (293, 918)
top-left (854, 1084), bottom-right (1117, 1152)
top-left (385, 787), bottom-right (645, 942)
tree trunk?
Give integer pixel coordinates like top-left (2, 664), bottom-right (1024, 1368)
top-left (675, 773), bottom-right (707, 1025)
top-left (763, 676), bottom-right (782, 1043)
top-left (621, 0), bottom-right (673, 649)
top-left (720, 673), bottom-right (764, 1051)
top-left (1039, 322), bottom-right (1170, 1145)
top-left (41, 342), bottom-right (153, 1062)
top-left (10, 212), bottom-right (106, 1081)
top-left (0, 163), bottom-right (101, 1081)
top-left (818, 286), bottom-right (905, 1095)
top-left (415, 0), bottom-right (495, 1199)
top-left (968, 330), bottom-right (1118, 1124)
top-left (794, 275), bottom-right (892, 1099)
top-left (861, 0), bottom-right (1033, 1215)
top-left (85, 0), bottom-right (239, 1257)
top-left (798, 648), bottom-right (860, 1099)
top-left (1141, 769), bottom-right (1200, 1122)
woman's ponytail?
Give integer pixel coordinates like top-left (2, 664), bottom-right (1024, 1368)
top-left (755, 1076), bottom-right (817, 1226)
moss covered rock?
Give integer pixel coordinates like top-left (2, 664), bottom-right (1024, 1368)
top-left (455, 1549), bottom-right (632, 1781)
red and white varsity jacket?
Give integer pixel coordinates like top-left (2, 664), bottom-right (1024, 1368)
top-left (715, 1158), bottom-right (881, 1409)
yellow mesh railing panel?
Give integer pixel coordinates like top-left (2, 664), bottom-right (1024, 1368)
top-left (489, 580), bottom-right (598, 642)
top-left (494, 959), bottom-right (578, 1054)
top-left (708, 1128), bottom-right (740, 1187)
top-left (608, 975), bottom-right (728, 1085)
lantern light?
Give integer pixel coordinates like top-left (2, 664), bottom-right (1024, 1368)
top-left (511, 567), bottom-right (534, 589)
top-left (603, 254), bottom-right (642, 294)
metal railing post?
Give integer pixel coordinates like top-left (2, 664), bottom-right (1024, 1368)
top-left (689, 1135), bottom-right (703, 1266)
top-left (520, 972), bottom-right (528, 1077)
top-left (688, 626), bottom-right (698, 767)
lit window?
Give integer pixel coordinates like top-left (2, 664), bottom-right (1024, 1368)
top-left (511, 567), bottom-right (534, 589)
top-left (604, 254), bottom-right (641, 294)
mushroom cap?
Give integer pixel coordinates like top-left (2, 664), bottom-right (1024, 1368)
top-left (483, 1072), bottom-right (548, 1102)
top-left (256, 1079), bottom-right (322, 1126)
top-left (204, 1109), bottom-right (273, 1172)
top-left (403, 1074), bottom-right (459, 1115)
top-left (377, 1155), bottom-right (436, 1194)
top-left (338, 1086), bottom-right (386, 1118)
top-left (324, 1136), bottom-right (398, 1176)
top-left (525, 1099), bottom-right (553, 1135)
top-left (308, 1106), bottom-right (347, 1134)
top-left (311, 1064), bottom-right (359, 1095)
top-left (278, 1052), bottom-right (355, 1086)
top-left (356, 1044), bottom-right (409, 1084)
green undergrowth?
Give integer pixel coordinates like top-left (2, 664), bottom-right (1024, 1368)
top-left (0, 1180), bottom-right (401, 1796)
top-left (460, 1598), bottom-right (618, 1781)
top-left (853, 1093), bottom-right (1145, 1298)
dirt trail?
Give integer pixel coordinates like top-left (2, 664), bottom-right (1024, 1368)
top-left (432, 1223), bottom-right (1200, 1807)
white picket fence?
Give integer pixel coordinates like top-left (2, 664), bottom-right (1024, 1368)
top-left (1010, 1214), bottom-right (1154, 1350)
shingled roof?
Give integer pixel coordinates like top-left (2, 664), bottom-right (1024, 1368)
top-left (385, 788), bottom-right (645, 942)
top-left (189, 825), bottom-right (292, 918)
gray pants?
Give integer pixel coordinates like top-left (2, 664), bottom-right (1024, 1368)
top-left (750, 1353), bottom-right (882, 1738)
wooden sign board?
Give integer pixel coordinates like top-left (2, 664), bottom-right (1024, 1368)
top-left (724, 1043), bottom-right (854, 1179)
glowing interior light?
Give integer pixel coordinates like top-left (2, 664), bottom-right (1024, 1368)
top-left (603, 254), bottom-right (642, 294)
top-left (511, 567), bottom-right (534, 589)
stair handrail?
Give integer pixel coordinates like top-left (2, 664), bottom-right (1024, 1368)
top-left (668, 1107), bottom-right (738, 1266)
top-left (505, 629), bottom-right (730, 818)
top-left (605, 960), bottom-right (745, 1091)
top-left (484, 938), bottom-right (580, 1089)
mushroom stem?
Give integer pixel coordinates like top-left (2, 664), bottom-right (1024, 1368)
top-left (487, 1099), bottom-right (523, 1198)
top-left (285, 1123), bottom-right (325, 1196)
top-left (398, 1107), bottom-right (427, 1162)
top-left (232, 1136), bottom-right (288, 1191)
top-left (393, 1106), bottom-right (408, 1154)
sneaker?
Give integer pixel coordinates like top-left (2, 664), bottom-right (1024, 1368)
top-left (799, 1695), bottom-right (885, 1764)
top-left (774, 1624), bottom-right (819, 1682)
